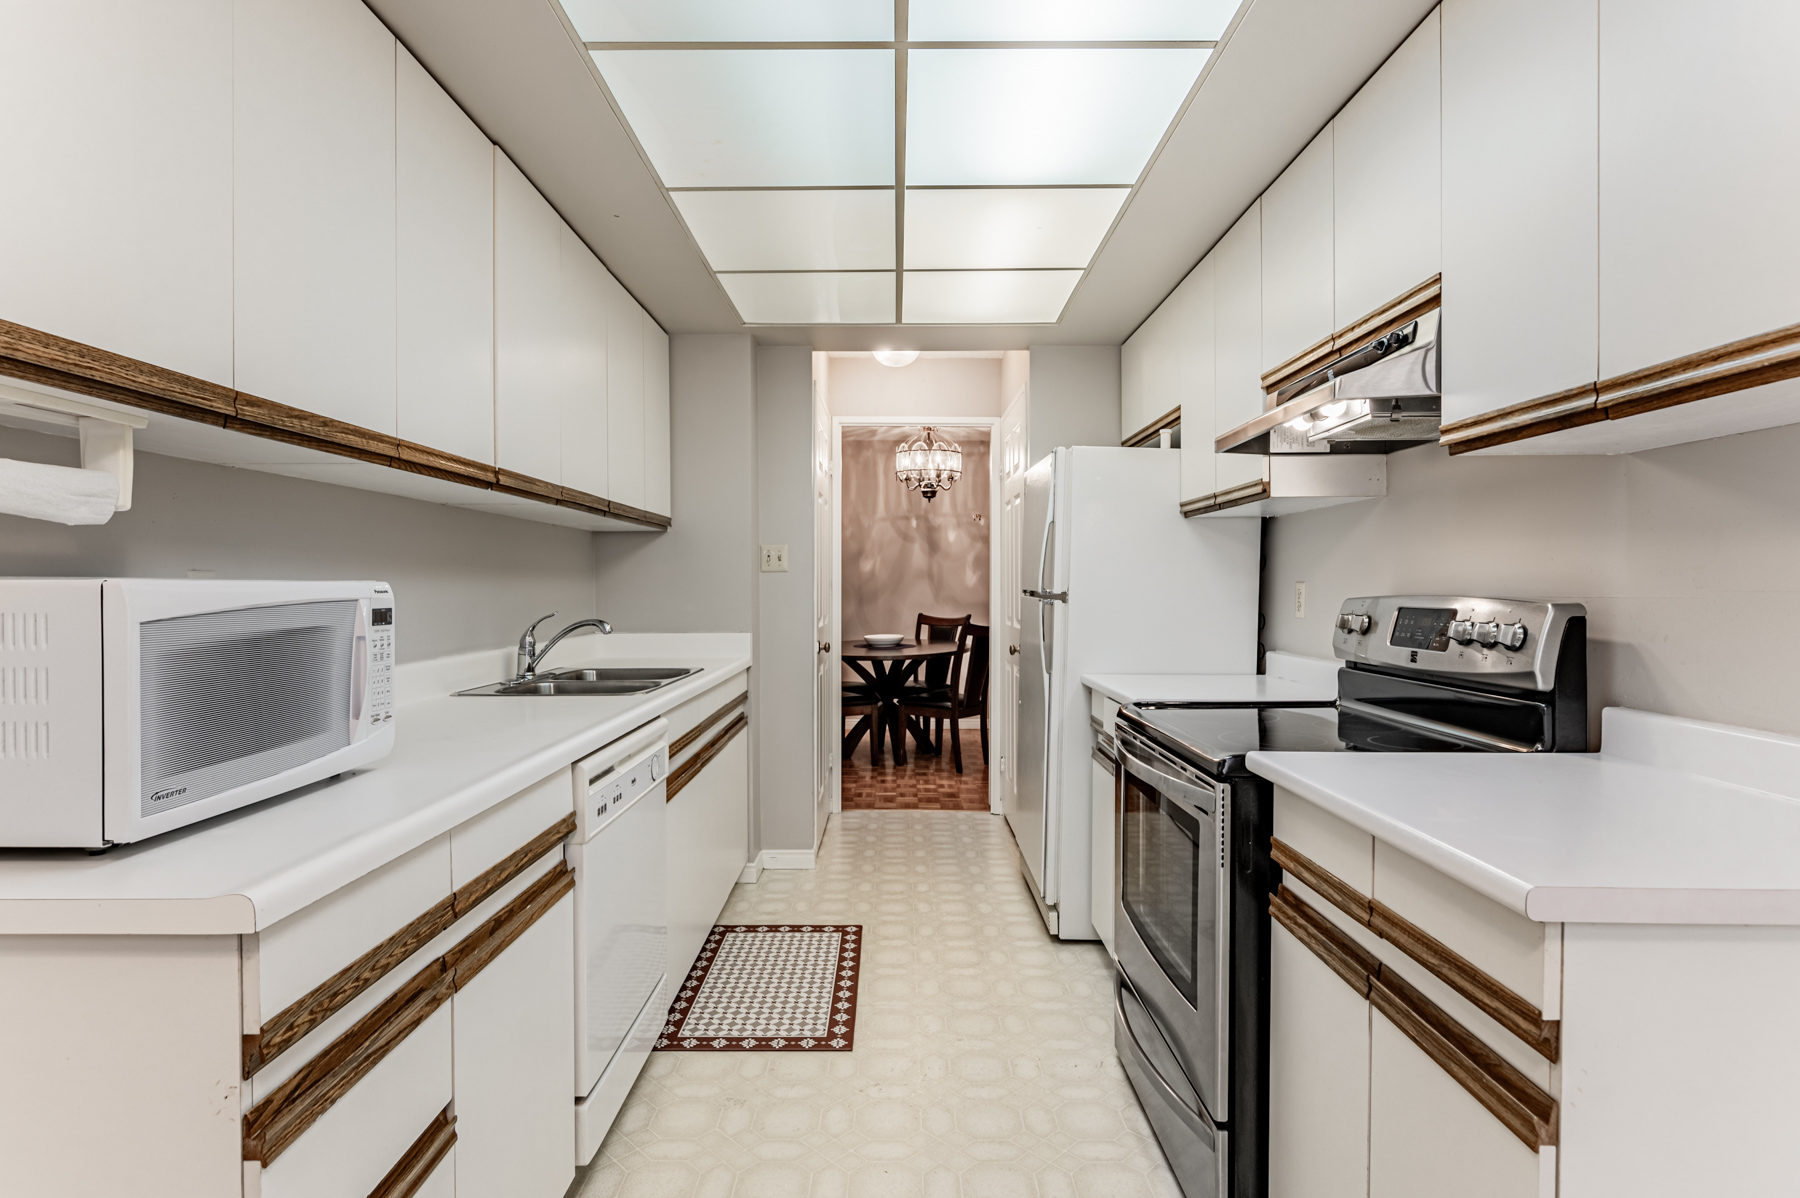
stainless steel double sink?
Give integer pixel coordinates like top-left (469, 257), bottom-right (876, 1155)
top-left (457, 666), bottom-right (699, 697)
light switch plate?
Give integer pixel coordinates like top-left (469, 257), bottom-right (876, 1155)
top-left (761, 544), bottom-right (789, 573)
top-left (1294, 581), bottom-right (1306, 618)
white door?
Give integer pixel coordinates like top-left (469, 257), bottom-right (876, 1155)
top-left (996, 389), bottom-right (1028, 817)
top-left (812, 369), bottom-right (836, 845)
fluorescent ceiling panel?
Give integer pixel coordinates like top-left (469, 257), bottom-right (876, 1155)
top-left (592, 50), bottom-right (893, 186)
top-left (720, 272), bottom-right (895, 323)
top-left (906, 49), bottom-right (1210, 185)
top-left (674, 190), bottom-right (894, 270)
top-left (909, 0), bottom-right (1242, 41)
top-left (902, 270), bottom-right (1083, 323)
top-left (563, 0), bottom-right (892, 42)
top-left (904, 188), bottom-right (1128, 269)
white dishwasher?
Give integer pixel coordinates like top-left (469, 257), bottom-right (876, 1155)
top-left (569, 718), bottom-right (669, 1165)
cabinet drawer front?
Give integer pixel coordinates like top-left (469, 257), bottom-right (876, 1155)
top-left (668, 712), bottom-right (748, 800)
top-left (667, 732), bottom-right (750, 981)
top-left (369, 1106), bottom-right (457, 1198)
top-left (665, 675), bottom-right (748, 763)
top-left (450, 768), bottom-right (575, 893)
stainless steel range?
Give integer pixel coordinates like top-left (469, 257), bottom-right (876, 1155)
top-left (1110, 596), bottom-right (1588, 1198)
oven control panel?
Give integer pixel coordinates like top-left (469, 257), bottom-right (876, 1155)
top-left (1331, 595), bottom-right (1585, 692)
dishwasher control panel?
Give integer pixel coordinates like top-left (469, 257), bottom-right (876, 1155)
top-left (573, 717), bottom-right (671, 842)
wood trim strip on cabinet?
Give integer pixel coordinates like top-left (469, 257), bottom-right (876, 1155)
top-left (496, 468), bottom-right (560, 500)
top-left (668, 712), bottom-right (749, 801)
top-left (396, 440), bottom-right (498, 485)
top-left (1259, 275), bottom-right (1443, 397)
top-left (1270, 886), bottom-right (1557, 1152)
top-left (0, 316), bottom-right (237, 414)
top-left (1271, 838), bottom-right (1559, 1062)
top-left (243, 895), bottom-right (458, 1079)
top-left (243, 961), bottom-right (454, 1165)
top-left (1122, 405), bottom-right (1182, 448)
top-left (444, 861), bottom-right (575, 991)
top-left (452, 813), bottom-right (577, 920)
top-left (603, 496), bottom-right (674, 529)
top-left (368, 1105), bottom-right (457, 1198)
top-left (1439, 383), bottom-right (1602, 454)
top-left (671, 692), bottom-right (751, 762)
top-left (234, 392), bottom-right (401, 457)
top-left (1180, 479), bottom-right (1270, 518)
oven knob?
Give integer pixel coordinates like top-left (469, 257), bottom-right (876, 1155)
top-left (1498, 622), bottom-right (1528, 651)
top-left (1335, 612), bottom-right (1372, 635)
top-left (1448, 619), bottom-right (1476, 644)
top-left (1473, 621), bottom-right (1501, 647)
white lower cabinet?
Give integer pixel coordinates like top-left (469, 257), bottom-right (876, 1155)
top-left (453, 896), bottom-right (577, 1198)
top-left (1269, 922), bottom-right (1371, 1198)
top-left (1368, 1013), bottom-right (1539, 1198)
top-left (667, 728), bottom-right (751, 981)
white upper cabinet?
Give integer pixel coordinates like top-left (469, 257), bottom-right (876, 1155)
top-left (1121, 332), bottom-right (1148, 444)
top-left (1176, 260), bottom-right (1217, 504)
top-left (1122, 301), bottom-right (1178, 443)
top-left (233, 0), bottom-right (397, 430)
top-left (1333, 10), bottom-right (1441, 327)
top-left (605, 274), bottom-right (647, 511)
top-left (643, 320), bottom-right (672, 517)
top-left (494, 152), bottom-right (565, 486)
top-left (1213, 202), bottom-right (1268, 494)
top-left (0, 0), bottom-right (233, 389)
top-left (1441, 0), bottom-right (1598, 427)
top-left (397, 47), bottom-right (494, 464)
top-left (1598, 0), bottom-right (1800, 379)
top-left (559, 227), bottom-right (610, 500)
top-left (1261, 128), bottom-right (1336, 374)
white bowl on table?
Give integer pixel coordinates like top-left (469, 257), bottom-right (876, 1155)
top-left (863, 633), bottom-right (904, 648)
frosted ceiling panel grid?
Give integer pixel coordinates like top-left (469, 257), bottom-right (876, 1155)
top-left (591, 49), bottom-right (894, 186)
top-left (674, 190), bottom-right (895, 270)
top-left (902, 270), bottom-right (1084, 323)
top-left (905, 48), bottom-right (1212, 186)
top-left (904, 188), bottom-right (1130, 269)
top-left (565, 0), bottom-right (893, 41)
top-left (908, 0), bottom-right (1240, 41)
top-left (720, 272), bottom-right (896, 324)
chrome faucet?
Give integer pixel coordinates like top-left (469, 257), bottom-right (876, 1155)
top-left (515, 613), bottom-right (613, 680)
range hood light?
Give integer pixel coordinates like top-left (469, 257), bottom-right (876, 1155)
top-left (1317, 399), bottom-right (1348, 419)
top-left (1285, 416), bottom-right (1312, 431)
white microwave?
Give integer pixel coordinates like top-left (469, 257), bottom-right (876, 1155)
top-left (0, 578), bottom-right (396, 848)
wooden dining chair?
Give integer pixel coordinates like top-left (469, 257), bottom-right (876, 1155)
top-left (910, 612), bottom-right (971, 697)
top-left (900, 623), bottom-right (988, 773)
top-left (843, 690), bottom-right (883, 766)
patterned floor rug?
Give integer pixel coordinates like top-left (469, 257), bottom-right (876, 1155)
top-left (656, 924), bottom-right (862, 1051)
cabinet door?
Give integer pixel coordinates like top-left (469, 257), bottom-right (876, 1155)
top-left (644, 319), bottom-right (672, 516)
top-left (667, 731), bottom-right (750, 981)
top-left (1270, 920), bottom-right (1370, 1198)
top-left (494, 151), bottom-right (564, 485)
top-left (1177, 260), bottom-right (1217, 504)
top-left (606, 275), bottom-right (647, 510)
top-left (233, 0), bottom-right (397, 430)
top-left (1598, 0), bottom-right (1800, 378)
top-left (1334, 10), bottom-right (1440, 328)
top-left (1212, 203), bottom-right (1269, 493)
top-left (1441, 0), bottom-right (1597, 426)
top-left (1368, 1013), bottom-right (1539, 1198)
top-left (560, 227), bottom-right (610, 500)
top-left (1261, 127), bottom-right (1335, 374)
top-left (1121, 329), bottom-right (1148, 444)
top-left (453, 894), bottom-right (576, 1198)
top-left (397, 46), bottom-right (495, 465)
top-left (1139, 302), bottom-right (1181, 440)
top-left (0, 0), bottom-right (233, 387)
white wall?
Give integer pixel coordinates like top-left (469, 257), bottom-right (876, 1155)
top-left (1027, 345), bottom-right (1122, 465)
top-left (0, 426), bottom-right (596, 664)
top-left (825, 355), bottom-right (1003, 418)
top-left (1262, 425), bottom-right (1800, 739)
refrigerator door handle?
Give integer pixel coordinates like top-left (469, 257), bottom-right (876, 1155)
top-left (1037, 514), bottom-right (1055, 596)
top-left (1041, 596), bottom-right (1054, 677)
top-left (1022, 589), bottom-right (1067, 602)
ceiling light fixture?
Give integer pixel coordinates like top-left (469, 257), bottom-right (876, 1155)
top-left (895, 426), bottom-right (962, 500)
top-left (873, 350), bottom-right (920, 368)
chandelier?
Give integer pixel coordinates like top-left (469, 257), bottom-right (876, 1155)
top-left (894, 426), bottom-right (963, 502)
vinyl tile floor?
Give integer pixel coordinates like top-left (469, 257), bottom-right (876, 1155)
top-left (572, 810), bottom-right (1179, 1198)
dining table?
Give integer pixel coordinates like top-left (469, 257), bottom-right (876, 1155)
top-left (841, 638), bottom-right (958, 766)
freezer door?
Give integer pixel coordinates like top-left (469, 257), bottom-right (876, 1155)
top-left (1010, 454), bottom-right (1057, 897)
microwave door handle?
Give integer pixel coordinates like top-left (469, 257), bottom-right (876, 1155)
top-left (351, 633), bottom-right (367, 722)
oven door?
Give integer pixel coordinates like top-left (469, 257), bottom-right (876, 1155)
top-left (1115, 729), bottom-right (1230, 1122)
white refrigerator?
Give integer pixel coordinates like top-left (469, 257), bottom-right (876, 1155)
top-left (1011, 447), bottom-right (1261, 940)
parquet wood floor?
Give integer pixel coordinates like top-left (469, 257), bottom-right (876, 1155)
top-left (840, 719), bottom-right (990, 811)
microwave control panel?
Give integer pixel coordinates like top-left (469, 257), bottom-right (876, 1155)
top-left (369, 604), bottom-right (395, 723)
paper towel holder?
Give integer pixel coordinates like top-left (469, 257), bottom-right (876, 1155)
top-left (0, 381), bottom-right (146, 511)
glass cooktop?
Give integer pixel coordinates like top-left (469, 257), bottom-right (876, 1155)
top-left (1123, 705), bottom-right (1350, 778)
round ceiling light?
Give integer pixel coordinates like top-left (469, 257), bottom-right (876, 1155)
top-left (872, 350), bottom-right (920, 368)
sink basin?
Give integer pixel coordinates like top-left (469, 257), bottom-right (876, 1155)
top-left (456, 666), bottom-right (700, 697)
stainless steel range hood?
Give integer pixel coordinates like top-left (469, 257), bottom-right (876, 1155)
top-left (1217, 310), bottom-right (1440, 455)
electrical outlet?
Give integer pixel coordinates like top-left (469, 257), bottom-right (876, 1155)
top-left (1294, 581), bottom-right (1306, 618)
top-left (761, 544), bottom-right (789, 573)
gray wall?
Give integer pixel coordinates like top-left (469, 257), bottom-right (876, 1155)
top-left (592, 334), bottom-right (757, 632)
top-left (754, 346), bottom-right (817, 856)
top-left (0, 424), bottom-right (596, 664)
top-left (825, 355), bottom-right (1003, 418)
top-left (1027, 345), bottom-right (1122, 464)
top-left (1262, 425), bottom-right (1800, 739)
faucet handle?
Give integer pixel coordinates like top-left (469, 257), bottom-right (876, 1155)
top-left (521, 612), bottom-right (557, 645)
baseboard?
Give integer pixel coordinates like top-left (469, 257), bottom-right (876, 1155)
top-left (738, 861), bottom-right (763, 885)
top-left (759, 849), bottom-right (816, 871)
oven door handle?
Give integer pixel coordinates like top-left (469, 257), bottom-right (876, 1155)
top-left (1120, 745), bottom-right (1213, 817)
top-left (1338, 698), bottom-right (1540, 753)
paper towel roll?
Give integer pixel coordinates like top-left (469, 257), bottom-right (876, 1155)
top-left (0, 457), bottom-right (120, 525)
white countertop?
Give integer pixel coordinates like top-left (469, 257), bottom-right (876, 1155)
top-left (1250, 708), bottom-right (1800, 925)
top-left (0, 641), bottom-right (750, 935)
top-left (1082, 673), bottom-right (1336, 707)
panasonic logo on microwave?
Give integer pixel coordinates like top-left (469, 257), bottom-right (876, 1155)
top-left (149, 786), bottom-right (188, 804)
